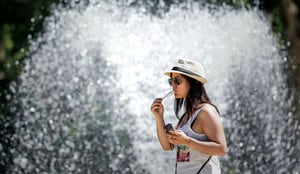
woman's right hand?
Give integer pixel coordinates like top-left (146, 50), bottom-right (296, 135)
top-left (150, 98), bottom-right (164, 119)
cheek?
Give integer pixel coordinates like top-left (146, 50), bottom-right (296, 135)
top-left (184, 84), bottom-right (190, 96)
top-left (179, 83), bottom-right (190, 98)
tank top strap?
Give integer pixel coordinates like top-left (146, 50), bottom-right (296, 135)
top-left (190, 108), bottom-right (202, 123)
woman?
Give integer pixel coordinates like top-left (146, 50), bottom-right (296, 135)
top-left (151, 59), bottom-right (227, 174)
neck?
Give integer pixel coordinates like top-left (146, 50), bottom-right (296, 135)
top-left (193, 100), bottom-right (205, 110)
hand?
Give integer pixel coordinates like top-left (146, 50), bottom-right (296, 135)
top-left (150, 98), bottom-right (164, 118)
top-left (166, 130), bottom-right (190, 146)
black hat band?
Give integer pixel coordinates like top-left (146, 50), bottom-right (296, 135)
top-left (171, 67), bottom-right (202, 77)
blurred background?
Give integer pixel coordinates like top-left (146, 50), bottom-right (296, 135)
top-left (1, 0), bottom-right (300, 173)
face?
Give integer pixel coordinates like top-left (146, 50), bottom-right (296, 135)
top-left (169, 73), bottom-right (190, 99)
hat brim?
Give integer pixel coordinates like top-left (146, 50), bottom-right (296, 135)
top-left (164, 70), bottom-right (207, 84)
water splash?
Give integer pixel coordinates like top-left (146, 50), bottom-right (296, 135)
top-left (6, 1), bottom-right (300, 173)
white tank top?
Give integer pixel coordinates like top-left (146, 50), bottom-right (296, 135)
top-left (176, 109), bottom-right (221, 174)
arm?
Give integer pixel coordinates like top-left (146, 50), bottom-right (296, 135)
top-left (150, 98), bottom-right (173, 151)
top-left (167, 105), bottom-right (227, 156)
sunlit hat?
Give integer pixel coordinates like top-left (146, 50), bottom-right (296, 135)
top-left (164, 58), bottom-right (207, 84)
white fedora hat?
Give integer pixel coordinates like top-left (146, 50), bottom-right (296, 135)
top-left (164, 58), bottom-right (207, 84)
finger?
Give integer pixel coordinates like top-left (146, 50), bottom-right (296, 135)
top-left (171, 130), bottom-right (184, 135)
top-left (168, 130), bottom-right (178, 135)
top-left (153, 98), bottom-right (163, 103)
top-left (151, 100), bottom-right (162, 107)
top-left (151, 103), bottom-right (162, 110)
top-left (168, 134), bottom-right (177, 140)
top-left (169, 138), bottom-right (178, 145)
top-left (151, 102), bottom-right (164, 110)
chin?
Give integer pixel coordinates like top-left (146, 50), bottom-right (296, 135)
top-left (175, 95), bottom-right (183, 99)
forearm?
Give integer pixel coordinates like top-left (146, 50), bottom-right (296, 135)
top-left (155, 118), bottom-right (173, 151)
top-left (185, 137), bottom-right (226, 156)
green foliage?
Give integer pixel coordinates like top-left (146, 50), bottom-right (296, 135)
top-left (0, 0), bottom-right (61, 82)
top-left (1, 24), bottom-right (26, 81)
top-left (0, 0), bottom-right (60, 173)
top-left (270, 6), bottom-right (285, 45)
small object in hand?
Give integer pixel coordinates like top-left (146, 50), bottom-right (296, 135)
top-left (164, 123), bottom-right (174, 133)
top-left (162, 90), bottom-right (174, 100)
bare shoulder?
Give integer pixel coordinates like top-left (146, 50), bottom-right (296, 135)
top-left (198, 103), bottom-right (219, 120)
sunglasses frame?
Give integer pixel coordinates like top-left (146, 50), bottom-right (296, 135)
top-left (168, 77), bottom-right (182, 86)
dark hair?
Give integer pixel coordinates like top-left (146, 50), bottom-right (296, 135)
top-left (172, 74), bottom-right (219, 119)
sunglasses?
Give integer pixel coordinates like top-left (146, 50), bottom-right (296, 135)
top-left (168, 77), bottom-right (182, 86)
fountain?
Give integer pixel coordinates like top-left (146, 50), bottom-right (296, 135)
top-left (4, 0), bottom-right (300, 173)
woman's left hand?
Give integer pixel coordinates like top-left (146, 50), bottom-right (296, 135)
top-left (166, 130), bottom-right (190, 146)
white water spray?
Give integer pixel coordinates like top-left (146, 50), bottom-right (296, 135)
top-left (8, 1), bottom-right (299, 173)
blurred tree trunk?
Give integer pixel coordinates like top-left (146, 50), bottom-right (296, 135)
top-left (280, 0), bottom-right (300, 120)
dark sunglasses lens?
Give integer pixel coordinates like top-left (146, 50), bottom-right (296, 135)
top-left (174, 78), bottom-right (181, 85)
top-left (168, 79), bottom-right (172, 86)
top-left (168, 78), bottom-right (181, 86)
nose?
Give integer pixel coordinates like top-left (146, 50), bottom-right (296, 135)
top-left (171, 82), bottom-right (177, 89)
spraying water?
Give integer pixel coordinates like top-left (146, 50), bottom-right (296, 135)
top-left (6, 0), bottom-right (300, 173)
